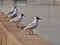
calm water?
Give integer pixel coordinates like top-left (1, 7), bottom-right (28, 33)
top-left (0, 3), bottom-right (60, 45)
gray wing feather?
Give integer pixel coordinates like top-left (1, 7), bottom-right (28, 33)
top-left (24, 23), bottom-right (35, 30)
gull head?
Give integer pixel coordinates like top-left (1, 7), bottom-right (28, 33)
top-left (36, 16), bottom-right (42, 20)
top-left (14, 6), bottom-right (16, 8)
top-left (21, 13), bottom-right (25, 17)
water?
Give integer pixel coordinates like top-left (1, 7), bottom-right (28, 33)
top-left (0, 2), bottom-right (60, 45)
top-left (16, 4), bottom-right (60, 45)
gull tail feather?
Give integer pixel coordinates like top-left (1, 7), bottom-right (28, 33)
top-left (20, 26), bottom-right (26, 29)
top-left (9, 19), bottom-right (13, 22)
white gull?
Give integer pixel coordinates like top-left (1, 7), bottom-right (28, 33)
top-left (22, 16), bottom-right (42, 35)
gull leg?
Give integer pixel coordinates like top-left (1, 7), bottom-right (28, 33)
top-left (29, 30), bottom-right (33, 35)
top-left (29, 30), bottom-right (31, 35)
top-left (17, 22), bottom-right (19, 27)
top-left (16, 22), bottom-right (17, 27)
top-left (31, 30), bottom-right (33, 35)
top-left (16, 22), bottom-right (19, 27)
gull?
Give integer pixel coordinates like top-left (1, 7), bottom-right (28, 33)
top-left (8, 7), bottom-right (17, 18)
top-left (22, 16), bottom-right (42, 35)
top-left (9, 13), bottom-right (25, 27)
top-left (4, 6), bottom-right (16, 14)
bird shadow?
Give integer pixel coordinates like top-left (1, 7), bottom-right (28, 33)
top-left (25, 34), bottom-right (38, 36)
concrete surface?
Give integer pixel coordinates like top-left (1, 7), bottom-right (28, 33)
top-left (0, 0), bottom-right (60, 45)
top-left (0, 11), bottom-right (53, 45)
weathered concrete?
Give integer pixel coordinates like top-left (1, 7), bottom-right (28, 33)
top-left (0, 0), bottom-right (60, 45)
top-left (0, 11), bottom-right (53, 45)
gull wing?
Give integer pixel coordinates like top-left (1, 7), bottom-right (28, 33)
top-left (5, 7), bottom-right (14, 14)
top-left (8, 9), bottom-right (17, 18)
top-left (24, 23), bottom-right (35, 30)
top-left (9, 16), bottom-right (18, 22)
